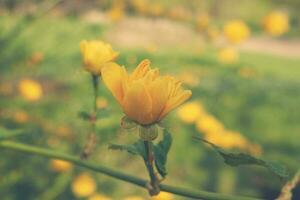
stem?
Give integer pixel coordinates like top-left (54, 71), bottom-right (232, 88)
top-left (143, 140), bottom-right (160, 195)
top-left (0, 140), bottom-right (262, 200)
top-left (80, 74), bottom-right (99, 159)
top-left (92, 75), bottom-right (99, 112)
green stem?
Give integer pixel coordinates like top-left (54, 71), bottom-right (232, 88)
top-left (92, 75), bottom-right (99, 112)
top-left (0, 140), bottom-right (262, 200)
top-left (80, 75), bottom-right (99, 159)
top-left (143, 140), bottom-right (160, 195)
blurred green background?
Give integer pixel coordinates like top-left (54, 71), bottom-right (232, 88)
top-left (0, 0), bottom-right (299, 199)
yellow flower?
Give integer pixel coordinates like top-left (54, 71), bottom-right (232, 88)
top-left (80, 40), bottom-right (119, 75)
top-left (152, 191), bottom-right (173, 200)
top-left (148, 2), bottom-right (164, 17)
top-left (196, 13), bottom-right (210, 31)
top-left (72, 173), bottom-right (96, 197)
top-left (50, 159), bottom-right (73, 172)
top-left (223, 20), bottom-right (250, 44)
top-left (196, 114), bottom-right (224, 135)
top-left (107, 0), bottom-right (125, 22)
top-left (263, 11), bottom-right (289, 36)
top-left (220, 131), bottom-right (247, 149)
top-left (89, 193), bottom-right (111, 200)
top-left (218, 47), bottom-right (238, 64)
top-left (177, 101), bottom-right (204, 124)
top-left (130, 0), bottom-right (148, 15)
top-left (18, 79), bottom-right (43, 101)
top-left (101, 59), bottom-right (192, 125)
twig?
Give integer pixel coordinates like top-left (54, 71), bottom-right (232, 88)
top-left (0, 140), bottom-right (262, 200)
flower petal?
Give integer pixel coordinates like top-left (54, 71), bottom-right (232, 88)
top-left (101, 62), bottom-right (127, 104)
top-left (159, 89), bottom-right (192, 120)
top-left (122, 80), bottom-right (153, 125)
top-left (147, 77), bottom-right (169, 122)
top-left (131, 59), bottom-right (151, 80)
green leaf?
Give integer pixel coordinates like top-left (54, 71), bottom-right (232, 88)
top-left (109, 140), bottom-right (146, 160)
top-left (265, 161), bottom-right (290, 179)
top-left (153, 130), bottom-right (172, 178)
top-left (194, 136), bottom-right (289, 179)
top-left (0, 127), bottom-right (24, 140)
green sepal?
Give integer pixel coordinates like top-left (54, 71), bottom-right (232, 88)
top-left (139, 125), bottom-right (158, 141)
top-left (121, 116), bottom-right (137, 130)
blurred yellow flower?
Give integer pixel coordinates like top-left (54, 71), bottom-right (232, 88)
top-left (14, 111), bottom-right (29, 123)
top-left (72, 173), bottom-right (96, 197)
top-left (223, 20), bottom-right (250, 44)
top-left (152, 191), bottom-right (173, 200)
top-left (196, 13), bottom-right (210, 31)
top-left (50, 159), bottom-right (73, 172)
top-left (130, 0), bottom-right (148, 15)
top-left (18, 79), bottom-right (43, 101)
top-left (80, 40), bottom-right (119, 75)
top-left (263, 11), bottom-right (289, 36)
top-left (148, 2), bottom-right (164, 17)
top-left (101, 59), bottom-right (192, 125)
top-left (96, 97), bottom-right (108, 109)
top-left (220, 131), bottom-right (247, 149)
top-left (107, 0), bottom-right (125, 22)
top-left (218, 47), bottom-right (238, 64)
top-left (89, 193), bottom-right (111, 200)
top-left (196, 114), bottom-right (224, 135)
top-left (177, 101), bottom-right (204, 124)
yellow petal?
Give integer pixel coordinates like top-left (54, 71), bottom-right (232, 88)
top-left (122, 80), bottom-right (153, 125)
top-left (101, 62), bottom-right (127, 104)
top-left (159, 89), bottom-right (192, 120)
top-left (147, 77), bottom-right (169, 122)
top-left (131, 59), bottom-right (151, 79)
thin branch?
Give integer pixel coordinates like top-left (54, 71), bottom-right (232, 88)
top-left (143, 140), bottom-right (160, 195)
top-left (80, 75), bottom-right (99, 159)
top-left (0, 140), bottom-right (262, 200)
